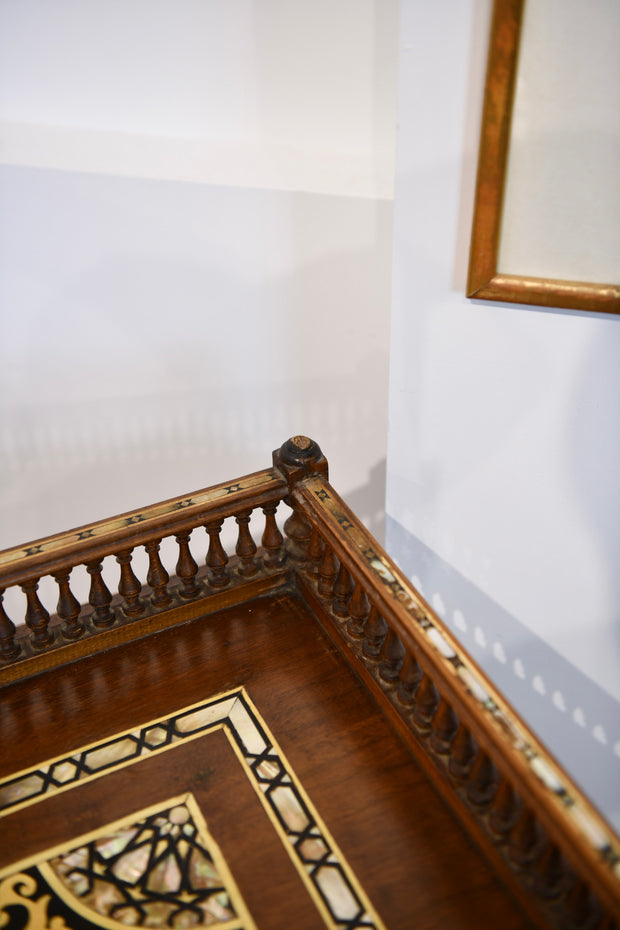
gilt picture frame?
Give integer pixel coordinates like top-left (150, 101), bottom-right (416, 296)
top-left (467, 0), bottom-right (620, 314)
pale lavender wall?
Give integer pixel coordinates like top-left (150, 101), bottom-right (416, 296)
top-left (386, 0), bottom-right (620, 830)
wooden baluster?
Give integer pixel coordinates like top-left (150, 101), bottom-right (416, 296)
top-left (532, 841), bottom-right (567, 901)
top-left (397, 650), bottom-right (422, 703)
top-left (362, 607), bottom-right (387, 659)
top-left (411, 672), bottom-right (439, 731)
top-left (306, 526), bottom-right (324, 579)
top-left (175, 532), bottom-right (200, 599)
top-left (378, 627), bottom-right (405, 683)
top-left (205, 519), bottom-right (229, 587)
top-left (53, 569), bottom-right (84, 640)
top-left (317, 545), bottom-right (338, 597)
top-left (235, 510), bottom-right (258, 577)
top-left (467, 749), bottom-right (498, 807)
top-left (21, 578), bottom-right (53, 648)
top-left (116, 549), bottom-right (145, 617)
top-left (0, 588), bottom-right (20, 659)
top-left (346, 582), bottom-right (369, 638)
top-left (508, 807), bottom-right (542, 867)
top-left (332, 562), bottom-right (352, 618)
top-left (564, 880), bottom-right (597, 929)
top-left (430, 698), bottom-right (458, 753)
top-left (86, 560), bottom-right (115, 628)
top-left (262, 503), bottom-right (285, 568)
top-left (489, 778), bottom-right (520, 838)
top-left (145, 539), bottom-right (172, 607)
top-left (449, 723), bottom-right (476, 781)
top-left (283, 504), bottom-right (312, 563)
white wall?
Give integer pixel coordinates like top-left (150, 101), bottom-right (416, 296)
top-left (0, 1), bottom-right (398, 548)
top-left (0, 0), bottom-right (396, 199)
top-left (387, 0), bottom-right (620, 830)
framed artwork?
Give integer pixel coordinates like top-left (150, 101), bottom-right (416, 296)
top-left (467, 0), bottom-right (620, 314)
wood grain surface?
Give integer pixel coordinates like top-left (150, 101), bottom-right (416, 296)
top-left (0, 590), bottom-right (533, 929)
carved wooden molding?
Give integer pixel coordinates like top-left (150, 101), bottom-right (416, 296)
top-left (287, 471), bottom-right (620, 930)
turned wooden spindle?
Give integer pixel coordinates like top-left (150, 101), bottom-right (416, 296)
top-left (564, 880), bottom-right (596, 929)
top-left (0, 588), bottom-right (20, 659)
top-left (53, 569), bottom-right (84, 640)
top-left (85, 560), bottom-right (115, 628)
top-left (145, 539), bottom-right (172, 607)
top-left (362, 606), bottom-right (387, 659)
top-left (346, 582), bottom-right (370, 638)
top-left (261, 503), bottom-right (285, 569)
top-left (116, 550), bottom-right (141, 614)
top-left (21, 578), bottom-right (53, 648)
top-left (397, 649), bottom-right (423, 703)
top-left (317, 545), bottom-right (338, 597)
top-left (411, 672), bottom-right (440, 731)
top-left (306, 526), bottom-right (324, 579)
top-left (116, 549), bottom-right (145, 617)
top-left (332, 562), bottom-right (352, 618)
top-left (508, 807), bottom-right (542, 867)
top-left (430, 698), bottom-right (458, 753)
top-left (448, 723), bottom-right (476, 781)
top-left (378, 627), bottom-right (406, 683)
top-left (235, 510), bottom-right (258, 577)
top-left (205, 519), bottom-right (230, 587)
top-left (467, 749), bottom-right (498, 807)
top-left (283, 504), bottom-right (312, 563)
top-left (532, 841), bottom-right (567, 901)
top-left (175, 532), bottom-right (200, 599)
top-left (489, 778), bottom-right (520, 837)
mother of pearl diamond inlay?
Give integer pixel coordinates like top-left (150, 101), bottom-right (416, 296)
top-left (0, 689), bottom-right (385, 930)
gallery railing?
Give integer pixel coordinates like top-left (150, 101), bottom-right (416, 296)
top-left (0, 466), bottom-right (291, 677)
top-left (1, 435), bottom-right (618, 930)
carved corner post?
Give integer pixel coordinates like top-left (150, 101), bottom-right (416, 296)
top-left (273, 437), bottom-right (328, 564)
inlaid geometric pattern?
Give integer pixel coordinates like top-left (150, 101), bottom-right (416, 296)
top-left (0, 470), bottom-right (280, 568)
top-left (0, 794), bottom-right (254, 929)
top-left (0, 689), bottom-right (385, 930)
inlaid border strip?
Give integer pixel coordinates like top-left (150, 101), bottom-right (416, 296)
top-left (0, 688), bottom-right (385, 930)
top-left (297, 476), bottom-right (620, 884)
top-left (0, 470), bottom-right (280, 569)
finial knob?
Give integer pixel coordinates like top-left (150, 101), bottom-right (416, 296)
top-left (273, 436), bottom-right (328, 487)
top-left (279, 435), bottom-right (322, 465)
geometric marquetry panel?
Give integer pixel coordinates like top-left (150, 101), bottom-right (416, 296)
top-left (0, 794), bottom-right (253, 929)
top-left (0, 689), bottom-right (385, 930)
